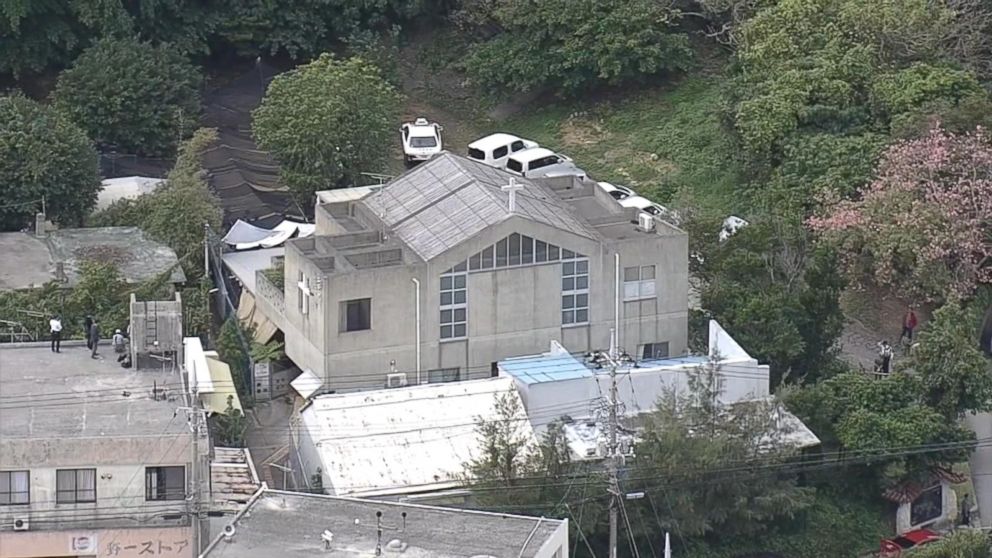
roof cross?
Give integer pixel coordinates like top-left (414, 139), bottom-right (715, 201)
top-left (501, 177), bottom-right (523, 213)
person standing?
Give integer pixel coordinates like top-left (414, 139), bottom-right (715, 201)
top-left (49, 315), bottom-right (62, 353)
top-left (112, 329), bottom-right (127, 361)
top-left (83, 315), bottom-right (94, 350)
top-left (877, 340), bottom-right (893, 374)
top-left (961, 493), bottom-right (972, 526)
top-left (89, 319), bottom-right (101, 359)
top-left (900, 306), bottom-right (919, 343)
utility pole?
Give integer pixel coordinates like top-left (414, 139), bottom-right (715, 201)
top-left (179, 391), bottom-right (207, 556)
top-left (606, 328), bottom-right (621, 558)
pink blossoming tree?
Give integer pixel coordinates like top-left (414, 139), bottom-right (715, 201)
top-left (809, 126), bottom-right (992, 301)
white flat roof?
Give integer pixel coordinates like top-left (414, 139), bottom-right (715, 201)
top-left (315, 185), bottom-right (378, 205)
top-left (301, 377), bottom-right (535, 497)
top-left (468, 133), bottom-right (525, 150)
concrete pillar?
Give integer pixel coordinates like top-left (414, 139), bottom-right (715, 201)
top-left (966, 412), bottom-right (992, 528)
top-left (34, 212), bottom-right (46, 237)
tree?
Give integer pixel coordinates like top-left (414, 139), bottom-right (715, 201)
top-left (786, 372), bottom-right (975, 490)
top-left (90, 128), bottom-right (222, 279)
top-left (53, 36), bottom-right (202, 157)
top-left (909, 302), bottom-right (992, 419)
top-left (66, 260), bottom-right (131, 332)
top-left (462, 394), bottom-right (599, 527)
top-left (252, 54), bottom-right (402, 205)
top-left (0, 0), bottom-right (130, 77)
top-left (628, 356), bottom-right (814, 539)
top-left (913, 528), bottom-right (991, 558)
top-left (214, 395), bottom-right (247, 447)
top-left (695, 215), bottom-right (846, 386)
top-left (809, 126), bottom-right (992, 302)
top-left (462, 0), bottom-right (692, 95)
top-left (0, 94), bottom-right (100, 231)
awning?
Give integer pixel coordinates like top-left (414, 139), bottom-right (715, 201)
top-left (291, 368), bottom-right (323, 400)
top-left (222, 219), bottom-right (315, 250)
top-left (202, 356), bottom-right (243, 415)
top-left (236, 290), bottom-right (278, 345)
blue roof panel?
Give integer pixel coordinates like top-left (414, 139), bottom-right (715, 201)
top-left (499, 353), bottom-right (593, 385)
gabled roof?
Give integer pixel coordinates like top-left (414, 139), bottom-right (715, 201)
top-left (362, 153), bottom-right (597, 261)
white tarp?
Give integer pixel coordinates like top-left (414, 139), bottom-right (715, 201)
top-left (97, 176), bottom-right (165, 210)
top-left (222, 219), bottom-right (315, 250)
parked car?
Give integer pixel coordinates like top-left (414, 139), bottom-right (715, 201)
top-left (619, 196), bottom-right (680, 224)
top-left (467, 133), bottom-right (537, 169)
top-left (596, 181), bottom-right (634, 201)
top-left (879, 528), bottom-right (941, 557)
top-left (401, 117), bottom-right (443, 165)
top-left (504, 148), bottom-right (587, 179)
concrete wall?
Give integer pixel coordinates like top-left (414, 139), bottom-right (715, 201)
top-left (0, 435), bottom-right (191, 533)
top-left (277, 216), bottom-right (688, 392)
top-left (0, 526), bottom-right (193, 558)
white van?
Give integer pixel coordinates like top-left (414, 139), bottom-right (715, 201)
top-left (467, 133), bottom-right (538, 169)
top-left (504, 148), bottom-right (587, 179)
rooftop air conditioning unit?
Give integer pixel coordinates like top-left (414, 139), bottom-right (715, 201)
top-left (386, 373), bottom-right (408, 389)
top-left (13, 517), bottom-right (29, 531)
top-left (637, 212), bottom-right (655, 232)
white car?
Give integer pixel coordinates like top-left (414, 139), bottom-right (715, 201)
top-left (620, 196), bottom-right (680, 224)
top-left (719, 216), bottom-right (749, 242)
top-left (467, 133), bottom-right (538, 169)
top-left (401, 118), bottom-right (443, 164)
top-left (596, 181), bottom-right (634, 201)
top-left (504, 148), bottom-right (587, 179)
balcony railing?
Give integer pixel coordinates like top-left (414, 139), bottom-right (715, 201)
top-left (255, 269), bottom-right (285, 315)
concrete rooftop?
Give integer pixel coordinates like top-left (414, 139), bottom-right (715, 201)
top-left (0, 344), bottom-right (189, 439)
top-left (203, 490), bottom-right (565, 558)
top-left (0, 227), bottom-right (186, 290)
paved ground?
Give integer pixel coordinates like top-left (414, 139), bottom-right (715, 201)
top-left (244, 397), bottom-right (293, 489)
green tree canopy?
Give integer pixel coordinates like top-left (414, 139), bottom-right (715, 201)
top-left (628, 356), bottom-right (814, 539)
top-left (252, 54), bottom-right (402, 205)
top-left (90, 128), bottom-right (222, 279)
top-left (53, 36), bottom-right (202, 157)
top-left (0, 94), bottom-right (101, 231)
top-left (461, 0), bottom-right (692, 94)
top-left (912, 528), bottom-right (991, 558)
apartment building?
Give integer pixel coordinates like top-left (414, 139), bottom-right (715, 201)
top-left (0, 344), bottom-right (195, 558)
top-left (243, 153), bottom-right (688, 392)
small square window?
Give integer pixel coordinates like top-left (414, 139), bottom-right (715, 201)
top-left (563, 262), bottom-right (575, 275)
top-left (453, 308), bottom-right (466, 322)
top-left (441, 325), bottom-right (453, 338)
top-left (548, 245), bottom-right (560, 261)
top-left (562, 311), bottom-right (575, 324)
top-left (576, 276), bottom-right (588, 290)
top-left (440, 276), bottom-right (452, 290)
top-left (453, 275), bottom-right (466, 289)
top-left (576, 260), bottom-right (588, 274)
top-left (342, 298), bottom-right (372, 332)
top-left (624, 266), bottom-right (640, 282)
top-left (562, 295), bottom-right (575, 309)
top-left (469, 253), bottom-right (483, 270)
top-left (576, 293), bottom-right (588, 307)
top-left (453, 290), bottom-right (466, 304)
top-left (642, 265), bottom-right (655, 279)
top-left (440, 292), bottom-right (452, 305)
top-left (441, 309), bottom-right (452, 323)
top-left (481, 246), bottom-right (494, 269)
top-left (562, 277), bottom-right (575, 291)
top-left (562, 249), bottom-right (575, 259)
top-left (535, 241), bottom-right (547, 262)
top-left (56, 468), bottom-right (96, 504)
top-left (453, 324), bottom-right (467, 337)
top-left (575, 309), bottom-right (589, 323)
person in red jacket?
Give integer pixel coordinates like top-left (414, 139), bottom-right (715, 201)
top-left (900, 307), bottom-right (919, 343)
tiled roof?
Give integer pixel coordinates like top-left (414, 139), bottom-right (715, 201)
top-left (363, 153), bottom-right (597, 261)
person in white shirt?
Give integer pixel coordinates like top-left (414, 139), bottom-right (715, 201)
top-left (49, 315), bottom-right (62, 353)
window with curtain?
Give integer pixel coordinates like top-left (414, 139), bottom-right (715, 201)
top-left (623, 265), bottom-right (656, 301)
top-left (0, 471), bottom-right (29, 504)
top-left (56, 468), bottom-right (96, 503)
top-left (145, 466), bottom-right (186, 501)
